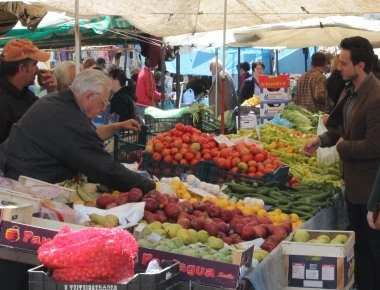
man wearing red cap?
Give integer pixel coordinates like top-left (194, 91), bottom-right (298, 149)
top-left (0, 39), bottom-right (57, 144)
top-left (0, 38), bottom-right (57, 290)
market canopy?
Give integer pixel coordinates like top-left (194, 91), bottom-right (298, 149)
top-left (0, 13), bottom-right (144, 48)
top-left (165, 15), bottom-right (380, 49)
top-left (7, 0), bottom-right (380, 37)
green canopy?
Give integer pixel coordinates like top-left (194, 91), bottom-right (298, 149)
top-left (0, 16), bottom-right (142, 48)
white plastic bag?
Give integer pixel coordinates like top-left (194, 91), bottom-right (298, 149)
top-left (316, 115), bottom-right (340, 165)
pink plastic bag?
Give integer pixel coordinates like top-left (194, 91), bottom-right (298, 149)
top-left (38, 226), bottom-right (138, 283)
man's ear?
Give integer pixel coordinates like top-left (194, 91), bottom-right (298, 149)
top-left (18, 63), bottom-right (27, 73)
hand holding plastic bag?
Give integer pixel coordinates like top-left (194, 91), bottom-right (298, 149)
top-left (316, 115), bottom-right (340, 165)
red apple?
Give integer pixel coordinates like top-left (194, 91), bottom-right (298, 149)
top-left (241, 225), bottom-right (256, 240)
top-left (220, 209), bottom-right (233, 222)
top-left (128, 188), bottom-right (143, 202)
top-left (164, 203), bottom-right (181, 218)
top-left (253, 225), bottom-right (268, 238)
top-left (177, 217), bottom-right (191, 229)
top-left (208, 204), bottom-right (222, 218)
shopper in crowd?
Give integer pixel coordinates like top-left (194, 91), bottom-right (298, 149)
top-left (326, 54), bottom-right (345, 108)
top-left (54, 60), bottom-right (76, 91)
top-left (0, 39), bottom-right (57, 144)
top-left (208, 59), bottom-right (237, 116)
top-left (164, 70), bottom-right (174, 97)
top-left (295, 52), bottom-right (331, 113)
top-left (96, 57), bottom-right (107, 71)
top-left (83, 57), bottom-right (97, 69)
top-left (135, 58), bottom-right (163, 116)
top-left (108, 68), bottom-right (137, 121)
top-left (237, 61), bottom-right (251, 89)
top-left (302, 36), bottom-right (380, 290)
top-left (239, 61), bottom-right (265, 105)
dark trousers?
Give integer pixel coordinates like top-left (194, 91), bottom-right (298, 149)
top-left (0, 259), bottom-right (31, 290)
top-left (346, 199), bottom-right (380, 290)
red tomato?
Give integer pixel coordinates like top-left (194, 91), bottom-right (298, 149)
top-left (254, 153), bottom-right (265, 162)
top-left (215, 158), bottom-right (226, 169)
top-left (175, 123), bottom-right (185, 131)
top-left (163, 155), bottom-right (172, 163)
top-left (182, 134), bottom-right (191, 143)
top-left (241, 154), bottom-right (253, 163)
top-left (230, 167), bottom-right (239, 173)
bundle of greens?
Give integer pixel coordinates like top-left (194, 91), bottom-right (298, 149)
top-left (280, 104), bottom-right (319, 134)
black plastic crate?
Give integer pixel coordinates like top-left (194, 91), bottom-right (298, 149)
top-left (144, 113), bottom-right (193, 133)
top-left (114, 126), bottom-right (156, 163)
top-left (141, 153), bottom-right (210, 181)
top-left (207, 163), bottom-right (290, 186)
top-left (195, 111), bottom-right (234, 134)
top-left (114, 142), bottom-right (145, 164)
top-left (29, 261), bottom-right (180, 290)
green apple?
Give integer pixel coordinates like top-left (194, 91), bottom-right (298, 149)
top-left (293, 230), bottom-right (310, 242)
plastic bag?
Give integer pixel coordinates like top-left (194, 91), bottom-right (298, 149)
top-left (38, 226), bottom-right (138, 283)
top-left (316, 115), bottom-right (340, 165)
top-left (268, 113), bottom-right (292, 128)
top-left (182, 88), bottom-right (195, 104)
top-left (40, 199), bottom-right (81, 224)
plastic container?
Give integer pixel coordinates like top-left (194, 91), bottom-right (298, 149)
top-left (28, 261), bottom-right (180, 290)
top-left (141, 153), bottom-right (210, 181)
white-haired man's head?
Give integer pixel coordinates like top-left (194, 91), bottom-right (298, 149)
top-left (55, 61), bottom-right (76, 91)
top-left (70, 69), bottom-right (112, 120)
top-left (209, 59), bottom-right (223, 75)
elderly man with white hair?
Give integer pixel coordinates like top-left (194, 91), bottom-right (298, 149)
top-left (1, 69), bottom-right (155, 193)
top-left (208, 59), bottom-right (237, 117)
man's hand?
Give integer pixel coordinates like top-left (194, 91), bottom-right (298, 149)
top-left (336, 137), bottom-right (344, 146)
top-left (367, 211), bottom-right (379, 230)
top-left (40, 71), bottom-right (58, 93)
top-left (119, 119), bottom-right (141, 132)
top-left (301, 136), bottom-right (321, 156)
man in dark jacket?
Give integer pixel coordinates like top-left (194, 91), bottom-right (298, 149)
top-left (0, 38), bottom-right (57, 144)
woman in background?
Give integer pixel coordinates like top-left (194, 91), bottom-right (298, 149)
top-left (239, 61), bottom-right (265, 104)
top-left (108, 68), bottom-right (137, 121)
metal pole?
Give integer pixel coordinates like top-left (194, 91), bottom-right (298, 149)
top-left (74, 0), bottom-right (81, 74)
top-left (220, 0), bottom-right (227, 134)
top-left (215, 48), bottom-right (219, 118)
top-left (175, 53), bottom-right (181, 108)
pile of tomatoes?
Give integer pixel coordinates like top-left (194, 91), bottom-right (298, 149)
top-left (145, 123), bottom-right (283, 178)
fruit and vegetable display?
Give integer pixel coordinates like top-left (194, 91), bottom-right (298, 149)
top-left (241, 95), bottom-right (261, 106)
top-left (145, 123), bottom-right (284, 179)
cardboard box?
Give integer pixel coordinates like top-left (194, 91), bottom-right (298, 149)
top-left (18, 175), bottom-right (76, 204)
top-left (260, 87), bottom-right (290, 101)
top-left (0, 189), bottom-right (41, 214)
top-left (0, 217), bottom-right (135, 254)
top-left (134, 225), bottom-right (253, 288)
top-left (260, 101), bottom-right (289, 117)
top-left (282, 230), bottom-right (355, 290)
top-left (137, 246), bottom-right (253, 289)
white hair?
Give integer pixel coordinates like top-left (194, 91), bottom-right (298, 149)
top-left (70, 69), bottom-right (111, 95)
top-left (209, 58), bottom-right (223, 70)
top-left (55, 61), bottom-right (76, 87)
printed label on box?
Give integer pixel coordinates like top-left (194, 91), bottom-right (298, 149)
top-left (306, 269), bottom-right (319, 280)
top-left (240, 114), bottom-right (258, 129)
top-left (322, 264), bottom-right (335, 281)
top-left (258, 75), bottom-right (290, 88)
top-left (260, 87), bottom-right (289, 101)
top-left (292, 263), bottom-right (305, 279)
